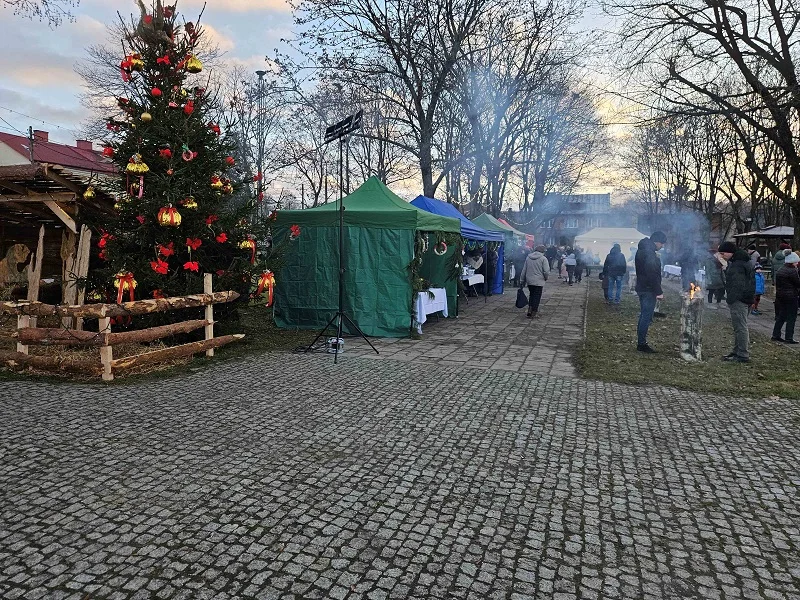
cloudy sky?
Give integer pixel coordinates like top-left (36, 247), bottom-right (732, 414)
top-left (0, 0), bottom-right (293, 144)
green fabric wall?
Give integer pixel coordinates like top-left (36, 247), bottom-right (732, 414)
top-left (274, 226), bottom-right (416, 337)
top-left (419, 243), bottom-right (459, 317)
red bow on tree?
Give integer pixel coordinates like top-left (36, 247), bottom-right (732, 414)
top-left (156, 55), bottom-right (171, 66)
top-left (136, 215), bottom-right (146, 224)
top-left (159, 148), bottom-right (172, 159)
top-left (290, 224), bottom-right (301, 239)
top-left (256, 271), bottom-right (276, 306)
top-left (158, 241), bottom-right (175, 257)
top-left (183, 261), bottom-right (200, 272)
top-left (215, 232), bottom-right (228, 243)
top-left (205, 214), bottom-right (219, 225)
top-left (208, 122), bottom-right (221, 135)
top-left (186, 237), bottom-right (202, 251)
top-left (150, 258), bottom-right (169, 274)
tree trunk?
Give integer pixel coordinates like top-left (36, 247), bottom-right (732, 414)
top-left (793, 207), bottom-right (800, 251)
top-left (15, 319), bottom-right (209, 346)
top-left (0, 350), bottom-right (102, 375)
top-left (420, 140), bottom-right (435, 198)
top-left (110, 334), bottom-right (244, 371)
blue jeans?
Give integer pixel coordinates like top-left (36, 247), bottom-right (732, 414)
top-left (609, 275), bottom-right (623, 303)
top-left (637, 292), bottom-right (657, 346)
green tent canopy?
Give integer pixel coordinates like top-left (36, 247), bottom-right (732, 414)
top-left (273, 177), bottom-right (461, 338)
top-left (472, 213), bottom-right (527, 242)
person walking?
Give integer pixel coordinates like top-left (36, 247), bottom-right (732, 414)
top-left (750, 265), bottom-right (765, 315)
top-left (519, 245), bottom-right (550, 318)
top-left (718, 241), bottom-right (756, 363)
top-left (704, 248), bottom-right (726, 309)
top-left (772, 251), bottom-right (800, 344)
top-left (634, 231), bottom-right (667, 353)
top-left (564, 250), bottom-right (577, 285)
top-left (603, 243), bottom-right (627, 305)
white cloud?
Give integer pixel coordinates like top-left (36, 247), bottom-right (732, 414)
top-left (181, 0), bottom-right (291, 12)
top-left (202, 23), bottom-right (236, 52)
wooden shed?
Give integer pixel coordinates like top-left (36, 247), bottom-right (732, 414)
top-left (0, 163), bottom-right (115, 322)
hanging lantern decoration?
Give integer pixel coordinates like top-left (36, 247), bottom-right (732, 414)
top-left (183, 99), bottom-right (195, 115)
top-left (239, 238), bottom-right (256, 264)
top-left (102, 146), bottom-right (114, 158)
top-left (256, 271), bottom-right (276, 306)
top-left (181, 145), bottom-right (196, 161)
top-left (113, 272), bottom-right (137, 303)
top-left (125, 153), bottom-right (149, 174)
top-left (157, 205), bottom-right (182, 227)
top-left (83, 186), bottom-right (96, 201)
top-left (185, 54), bottom-right (203, 73)
top-left (210, 175), bottom-right (223, 191)
top-left (141, 112), bottom-right (153, 123)
top-left (180, 196), bottom-right (198, 209)
top-left (130, 54), bottom-right (144, 71)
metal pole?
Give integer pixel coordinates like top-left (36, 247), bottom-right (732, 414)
top-left (255, 70), bottom-right (266, 204)
top-left (336, 137), bottom-right (345, 362)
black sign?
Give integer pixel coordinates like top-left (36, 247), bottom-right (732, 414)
top-left (324, 110), bottom-right (364, 144)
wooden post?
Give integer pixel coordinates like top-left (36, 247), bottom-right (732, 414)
top-left (204, 273), bottom-right (214, 357)
top-left (680, 287), bottom-right (703, 361)
top-left (73, 225), bottom-right (92, 331)
top-left (26, 225), bottom-right (45, 330)
top-left (98, 306), bottom-right (113, 381)
top-left (60, 229), bottom-right (78, 329)
top-left (16, 314), bottom-right (30, 355)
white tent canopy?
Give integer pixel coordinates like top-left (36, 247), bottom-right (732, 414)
top-left (573, 227), bottom-right (649, 259)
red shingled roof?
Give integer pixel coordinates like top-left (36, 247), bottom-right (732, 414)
top-left (0, 131), bottom-right (116, 174)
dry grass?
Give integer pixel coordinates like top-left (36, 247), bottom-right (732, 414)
top-left (577, 280), bottom-right (800, 399)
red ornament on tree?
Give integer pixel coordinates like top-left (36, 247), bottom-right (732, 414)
top-left (102, 146), bottom-right (114, 158)
top-left (183, 100), bottom-right (194, 115)
top-left (159, 148), bottom-right (172, 159)
top-left (225, 156), bottom-right (235, 166)
top-left (151, 87), bottom-right (163, 97)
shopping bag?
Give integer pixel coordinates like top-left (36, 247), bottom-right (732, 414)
top-left (515, 287), bottom-right (528, 309)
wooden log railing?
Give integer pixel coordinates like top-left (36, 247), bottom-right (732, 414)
top-left (0, 274), bottom-right (243, 381)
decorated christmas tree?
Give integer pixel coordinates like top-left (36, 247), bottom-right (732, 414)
top-left (92, 1), bottom-right (289, 304)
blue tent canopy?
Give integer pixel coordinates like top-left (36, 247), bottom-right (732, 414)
top-left (411, 195), bottom-right (505, 295)
top-left (410, 196), bottom-right (505, 242)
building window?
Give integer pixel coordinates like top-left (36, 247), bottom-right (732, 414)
top-left (566, 218), bottom-right (579, 229)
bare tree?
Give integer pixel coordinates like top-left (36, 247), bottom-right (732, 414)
top-left (609, 0), bottom-right (800, 245)
top-left (2, 0), bottom-right (77, 26)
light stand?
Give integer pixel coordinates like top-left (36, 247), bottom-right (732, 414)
top-left (305, 110), bottom-right (378, 363)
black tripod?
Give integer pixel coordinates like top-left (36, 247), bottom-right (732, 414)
top-left (305, 111), bottom-right (378, 363)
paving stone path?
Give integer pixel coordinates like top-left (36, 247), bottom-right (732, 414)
top-left (347, 277), bottom-right (588, 378)
top-left (2, 352), bottom-right (799, 599)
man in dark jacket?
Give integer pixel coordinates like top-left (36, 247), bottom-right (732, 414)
top-left (718, 241), bottom-right (756, 362)
top-left (634, 231), bottom-right (666, 352)
top-left (772, 251), bottom-right (800, 344)
top-left (603, 243), bottom-right (627, 304)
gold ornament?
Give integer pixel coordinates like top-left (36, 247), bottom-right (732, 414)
top-left (130, 54), bottom-right (144, 71)
top-left (180, 196), bottom-right (198, 209)
top-left (210, 175), bottom-right (223, 190)
top-left (157, 206), bottom-right (182, 227)
top-left (185, 54), bottom-right (203, 73)
top-left (113, 272), bottom-right (137, 292)
top-left (125, 153), bottom-right (149, 174)
top-left (83, 186), bottom-right (95, 201)
top-left (141, 112), bottom-right (152, 123)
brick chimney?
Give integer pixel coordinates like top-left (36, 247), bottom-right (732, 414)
top-left (32, 129), bottom-right (49, 142)
top-left (76, 140), bottom-right (93, 151)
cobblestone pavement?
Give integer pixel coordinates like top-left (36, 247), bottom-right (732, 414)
top-left (2, 355), bottom-right (799, 599)
top-left (347, 276), bottom-right (587, 378)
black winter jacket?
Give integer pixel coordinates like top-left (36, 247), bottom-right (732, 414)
top-left (635, 237), bottom-right (662, 295)
top-left (775, 265), bottom-right (800, 302)
top-left (604, 246), bottom-right (627, 278)
top-left (724, 249), bottom-right (756, 305)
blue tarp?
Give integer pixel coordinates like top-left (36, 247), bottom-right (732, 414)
top-left (410, 196), bottom-right (505, 242)
top-left (411, 195), bottom-right (505, 294)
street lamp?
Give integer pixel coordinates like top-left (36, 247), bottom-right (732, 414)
top-left (255, 70), bottom-right (267, 211)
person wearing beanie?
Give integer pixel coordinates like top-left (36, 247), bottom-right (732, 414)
top-left (634, 231), bottom-right (667, 352)
top-left (718, 241), bottom-right (755, 362)
top-left (772, 251), bottom-right (800, 344)
top-left (772, 243), bottom-right (792, 283)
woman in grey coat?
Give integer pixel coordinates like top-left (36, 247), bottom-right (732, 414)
top-left (519, 245), bottom-right (550, 318)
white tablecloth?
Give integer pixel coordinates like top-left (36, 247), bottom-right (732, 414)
top-left (414, 287), bottom-right (448, 333)
top-left (462, 274), bottom-right (484, 287)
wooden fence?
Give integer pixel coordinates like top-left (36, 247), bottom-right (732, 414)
top-left (0, 274), bottom-right (243, 381)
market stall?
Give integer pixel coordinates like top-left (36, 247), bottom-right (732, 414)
top-left (273, 177), bottom-right (461, 337)
top-left (410, 196), bottom-right (505, 307)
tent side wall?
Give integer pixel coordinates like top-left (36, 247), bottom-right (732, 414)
top-left (274, 226), bottom-right (415, 337)
top-left (419, 243), bottom-right (458, 317)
